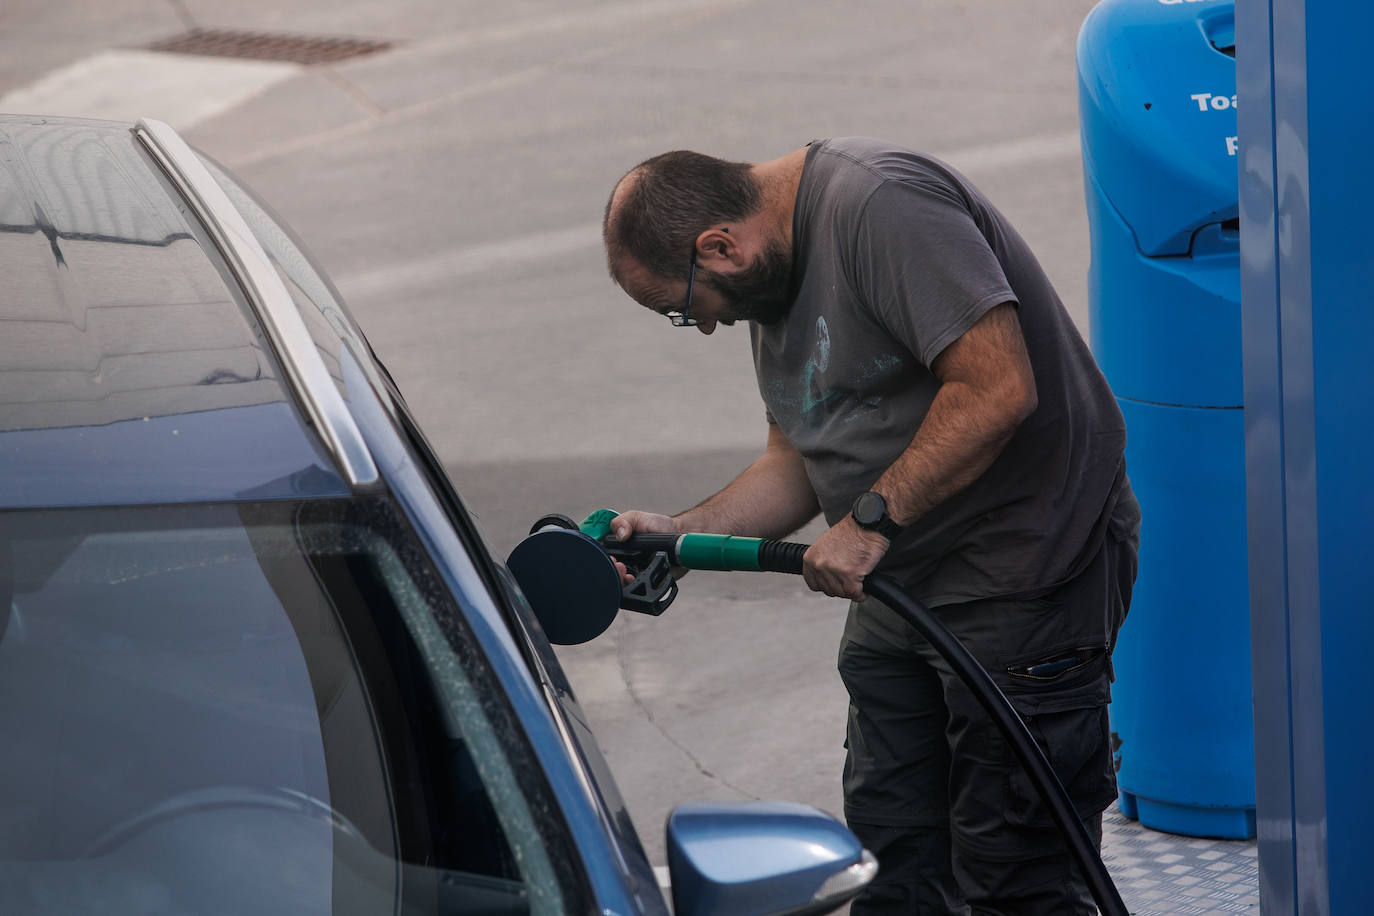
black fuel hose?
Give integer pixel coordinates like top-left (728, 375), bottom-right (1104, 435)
top-left (863, 573), bottom-right (1127, 916)
top-left (756, 544), bottom-right (1128, 916)
top-left (603, 527), bottom-right (1127, 915)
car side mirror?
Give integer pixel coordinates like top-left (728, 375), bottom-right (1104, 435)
top-left (665, 802), bottom-right (876, 916)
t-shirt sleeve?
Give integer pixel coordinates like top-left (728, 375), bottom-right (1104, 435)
top-left (848, 178), bottom-right (1017, 367)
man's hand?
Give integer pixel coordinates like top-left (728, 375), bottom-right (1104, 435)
top-left (610, 510), bottom-right (681, 540)
top-left (803, 516), bottom-right (890, 600)
top-left (609, 511), bottom-right (682, 584)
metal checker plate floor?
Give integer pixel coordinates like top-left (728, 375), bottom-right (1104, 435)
top-left (1101, 806), bottom-right (1258, 915)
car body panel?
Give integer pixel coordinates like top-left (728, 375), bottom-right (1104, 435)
top-left (0, 114), bottom-right (666, 913)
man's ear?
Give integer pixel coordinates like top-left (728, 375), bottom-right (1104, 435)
top-left (693, 227), bottom-right (743, 268)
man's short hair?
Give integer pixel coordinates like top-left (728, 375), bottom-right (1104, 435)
top-left (604, 150), bottom-right (762, 283)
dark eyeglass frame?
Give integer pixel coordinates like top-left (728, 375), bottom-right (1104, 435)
top-left (664, 257), bottom-right (700, 327)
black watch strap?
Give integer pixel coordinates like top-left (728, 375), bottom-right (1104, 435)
top-left (851, 491), bottom-right (903, 540)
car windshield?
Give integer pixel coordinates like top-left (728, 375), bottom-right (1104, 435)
top-left (0, 498), bottom-right (579, 915)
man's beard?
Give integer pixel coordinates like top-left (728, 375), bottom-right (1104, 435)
top-left (699, 238), bottom-right (794, 325)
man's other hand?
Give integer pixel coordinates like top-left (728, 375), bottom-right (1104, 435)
top-left (803, 517), bottom-right (890, 600)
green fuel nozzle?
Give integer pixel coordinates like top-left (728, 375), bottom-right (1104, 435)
top-left (576, 508), bottom-right (808, 575)
top-left (511, 511), bottom-right (811, 634)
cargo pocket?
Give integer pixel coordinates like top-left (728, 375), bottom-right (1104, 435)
top-left (1004, 702), bottom-right (1117, 827)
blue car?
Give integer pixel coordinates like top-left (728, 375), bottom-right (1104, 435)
top-left (0, 115), bottom-right (874, 916)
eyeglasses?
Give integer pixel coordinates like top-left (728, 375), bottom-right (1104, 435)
top-left (663, 257), bottom-right (700, 327)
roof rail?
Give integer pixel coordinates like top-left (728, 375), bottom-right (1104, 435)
top-left (134, 118), bottom-right (379, 488)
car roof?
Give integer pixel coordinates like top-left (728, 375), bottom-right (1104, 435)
top-left (0, 115), bottom-right (355, 509)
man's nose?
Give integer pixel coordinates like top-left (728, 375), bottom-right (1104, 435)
top-left (696, 320), bottom-right (717, 335)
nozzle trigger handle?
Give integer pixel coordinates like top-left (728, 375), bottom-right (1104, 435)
top-left (619, 551), bottom-right (678, 617)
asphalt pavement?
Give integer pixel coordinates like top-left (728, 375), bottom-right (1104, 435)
top-left (2, 0), bottom-right (1100, 867)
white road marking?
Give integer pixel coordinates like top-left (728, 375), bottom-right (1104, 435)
top-left (335, 221), bottom-right (605, 300)
top-left (230, 0), bottom-right (761, 169)
top-left (1, 42), bottom-right (1078, 305)
top-left (334, 131), bottom-right (1082, 299)
top-left (0, 49), bottom-right (298, 132)
top-left (232, 63), bottom-right (554, 168)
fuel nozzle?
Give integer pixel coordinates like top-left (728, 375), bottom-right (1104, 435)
top-left (553, 509), bottom-right (678, 616)
top-left (508, 510), bottom-right (807, 645)
top-left (508, 511), bottom-right (680, 645)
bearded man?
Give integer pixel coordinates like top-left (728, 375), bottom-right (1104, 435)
top-left (601, 138), bottom-right (1139, 915)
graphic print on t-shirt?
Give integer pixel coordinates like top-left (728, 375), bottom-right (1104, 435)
top-left (802, 316), bottom-right (842, 418)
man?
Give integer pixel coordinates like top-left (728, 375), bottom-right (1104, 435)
top-left (602, 138), bottom-right (1139, 915)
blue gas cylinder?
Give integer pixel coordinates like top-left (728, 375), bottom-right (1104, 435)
top-left (1078, 0), bottom-right (1254, 839)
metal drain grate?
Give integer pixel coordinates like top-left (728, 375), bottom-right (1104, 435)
top-left (143, 28), bottom-right (392, 65)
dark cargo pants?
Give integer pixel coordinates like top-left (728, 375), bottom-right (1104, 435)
top-left (838, 525), bottom-right (1137, 915)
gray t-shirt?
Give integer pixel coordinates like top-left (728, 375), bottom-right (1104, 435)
top-left (751, 137), bottom-right (1136, 611)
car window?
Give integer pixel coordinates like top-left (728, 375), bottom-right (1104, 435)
top-left (0, 498), bottom-right (585, 915)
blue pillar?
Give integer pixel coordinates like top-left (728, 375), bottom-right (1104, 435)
top-left (1237, 2), bottom-right (1374, 913)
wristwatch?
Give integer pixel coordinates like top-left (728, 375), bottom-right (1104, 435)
top-left (851, 491), bottom-right (903, 540)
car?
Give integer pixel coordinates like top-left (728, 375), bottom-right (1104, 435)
top-left (0, 114), bottom-right (874, 916)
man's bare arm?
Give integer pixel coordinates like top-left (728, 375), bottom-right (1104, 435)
top-left (874, 301), bottom-right (1037, 526)
top-left (676, 422), bottom-right (820, 537)
top-left (612, 423), bottom-right (819, 541)
top-left (803, 302), bottom-right (1037, 598)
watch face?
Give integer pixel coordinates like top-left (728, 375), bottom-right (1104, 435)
top-left (853, 492), bottom-right (886, 527)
